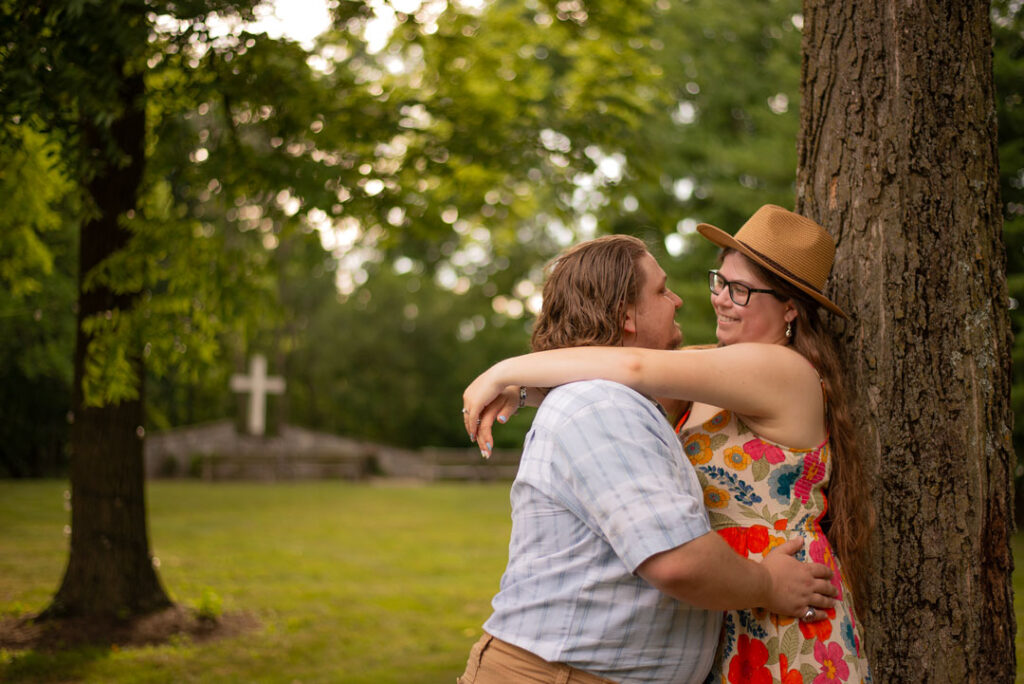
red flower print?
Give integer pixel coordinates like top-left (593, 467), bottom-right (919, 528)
top-left (743, 439), bottom-right (785, 464)
top-left (813, 640), bottom-right (850, 683)
top-left (718, 527), bottom-right (748, 556)
top-left (716, 526), bottom-right (773, 557)
top-left (793, 450), bottom-right (826, 503)
top-left (799, 607), bottom-right (835, 642)
top-left (746, 525), bottom-right (770, 554)
top-left (727, 634), bottom-right (772, 684)
top-left (773, 519), bottom-right (788, 531)
top-left (780, 653), bottom-right (804, 684)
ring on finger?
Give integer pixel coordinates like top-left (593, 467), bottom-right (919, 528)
top-left (801, 607), bottom-right (815, 621)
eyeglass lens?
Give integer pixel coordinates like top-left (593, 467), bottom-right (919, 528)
top-left (709, 271), bottom-right (751, 306)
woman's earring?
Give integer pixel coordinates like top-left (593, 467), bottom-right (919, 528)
top-left (785, 321), bottom-right (793, 338)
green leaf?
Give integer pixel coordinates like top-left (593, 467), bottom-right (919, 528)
top-left (708, 511), bottom-right (734, 528)
top-left (752, 457), bottom-right (770, 481)
top-left (780, 622), bottom-right (801, 661)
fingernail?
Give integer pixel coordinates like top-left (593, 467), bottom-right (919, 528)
top-left (481, 449), bottom-right (490, 459)
top-left (497, 416), bottom-right (507, 423)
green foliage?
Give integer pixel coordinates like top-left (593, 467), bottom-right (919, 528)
top-left (1, 0), bottom-right (1020, 460)
top-left (992, 1), bottom-right (1024, 516)
top-left (631, 0), bottom-right (804, 225)
top-left (191, 587), bottom-right (223, 621)
top-left (0, 125), bottom-right (77, 476)
top-left (285, 261), bottom-right (535, 449)
top-left (0, 127), bottom-right (72, 299)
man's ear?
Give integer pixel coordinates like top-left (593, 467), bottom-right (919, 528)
top-left (622, 305), bottom-right (637, 336)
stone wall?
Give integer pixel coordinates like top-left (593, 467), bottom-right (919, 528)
top-left (144, 421), bottom-right (520, 481)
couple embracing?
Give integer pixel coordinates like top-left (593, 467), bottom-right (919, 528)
top-left (457, 205), bottom-right (873, 684)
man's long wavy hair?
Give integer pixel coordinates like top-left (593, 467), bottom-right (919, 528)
top-left (726, 249), bottom-right (874, 614)
top-left (531, 235), bottom-right (648, 352)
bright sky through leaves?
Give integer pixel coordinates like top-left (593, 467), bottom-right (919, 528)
top-left (251, 0), bottom-right (332, 49)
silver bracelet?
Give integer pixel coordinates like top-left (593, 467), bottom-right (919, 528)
top-left (518, 386), bottom-right (528, 409)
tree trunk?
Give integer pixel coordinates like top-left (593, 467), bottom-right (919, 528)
top-left (43, 58), bottom-right (171, 620)
top-left (797, 1), bottom-right (1015, 681)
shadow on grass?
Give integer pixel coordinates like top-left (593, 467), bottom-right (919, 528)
top-left (1, 644), bottom-right (112, 683)
top-left (0, 605), bottom-right (261, 682)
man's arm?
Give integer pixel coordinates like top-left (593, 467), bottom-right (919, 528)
top-left (636, 532), bottom-right (836, 620)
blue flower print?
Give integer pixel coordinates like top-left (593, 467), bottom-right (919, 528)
top-left (766, 463), bottom-right (802, 504)
top-left (698, 465), bottom-right (762, 506)
top-left (841, 614), bottom-right (857, 653)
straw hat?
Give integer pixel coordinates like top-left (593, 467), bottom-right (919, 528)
top-left (696, 204), bottom-right (847, 318)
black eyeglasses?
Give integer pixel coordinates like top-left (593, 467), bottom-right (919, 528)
top-left (708, 270), bottom-right (782, 306)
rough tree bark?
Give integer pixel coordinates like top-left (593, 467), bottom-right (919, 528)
top-left (42, 20), bottom-right (171, 620)
top-left (797, 1), bottom-right (1015, 681)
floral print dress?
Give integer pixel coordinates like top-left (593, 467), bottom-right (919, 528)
top-left (679, 409), bottom-right (871, 684)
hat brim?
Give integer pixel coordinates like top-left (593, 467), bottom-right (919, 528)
top-left (696, 222), bottom-right (848, 318)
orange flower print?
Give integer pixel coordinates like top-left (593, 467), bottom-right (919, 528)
top-left (703, 411), bottom-right (731, 432)
top-left (704, 485), bottom-right (730, 509)
top-left (766, 534), bottom-right (787, 553)
top-left (724, 446), bottom-right (750, 470)
top-left (684, 433), bottom-right (713, 465)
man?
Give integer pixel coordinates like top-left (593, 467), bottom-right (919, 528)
top-left (458, 235), bottom-right (835, 683)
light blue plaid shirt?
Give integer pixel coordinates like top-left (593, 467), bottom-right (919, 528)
top-left (483, 380), bottom-right (720, 684)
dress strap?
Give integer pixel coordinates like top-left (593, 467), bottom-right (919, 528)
top-left (674, 405), bottom-right (692, 434)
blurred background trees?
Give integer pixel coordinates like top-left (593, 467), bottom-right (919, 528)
top-left (1, 0), bottom-right (1020, 471)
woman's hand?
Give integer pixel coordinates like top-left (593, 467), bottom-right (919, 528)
top-left (462, 364), bottom-right (511, 449)
top-left (469, 386), bottom-right (521, 458)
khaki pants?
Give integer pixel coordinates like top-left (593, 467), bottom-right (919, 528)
top-left (457, 633), bottom-right (619, 684)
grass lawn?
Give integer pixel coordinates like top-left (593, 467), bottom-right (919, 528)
top-left (0, 480), bottom-right (513, 683)
top-left (1, 480), bottom-right (1022, 683)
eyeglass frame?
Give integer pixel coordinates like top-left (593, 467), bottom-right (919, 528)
top-left (708, 270), bottom-right (785, 306)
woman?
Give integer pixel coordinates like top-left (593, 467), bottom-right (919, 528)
top-left (462, 205), bottom-right (872, 684)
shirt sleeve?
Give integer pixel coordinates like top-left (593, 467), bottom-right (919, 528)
top-left (544, 384), bottom-right (712, 573)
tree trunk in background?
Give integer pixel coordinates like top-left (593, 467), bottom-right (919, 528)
top-left (43, 50), bottom-right (171, 620)
top-left (797, 1), bottom-right (1015, 680)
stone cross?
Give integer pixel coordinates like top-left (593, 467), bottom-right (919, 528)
top-left (229, 354), bottom-right (286, 436)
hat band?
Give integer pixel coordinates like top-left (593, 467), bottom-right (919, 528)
top-left (737, 240), bottom-right (824, 295)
